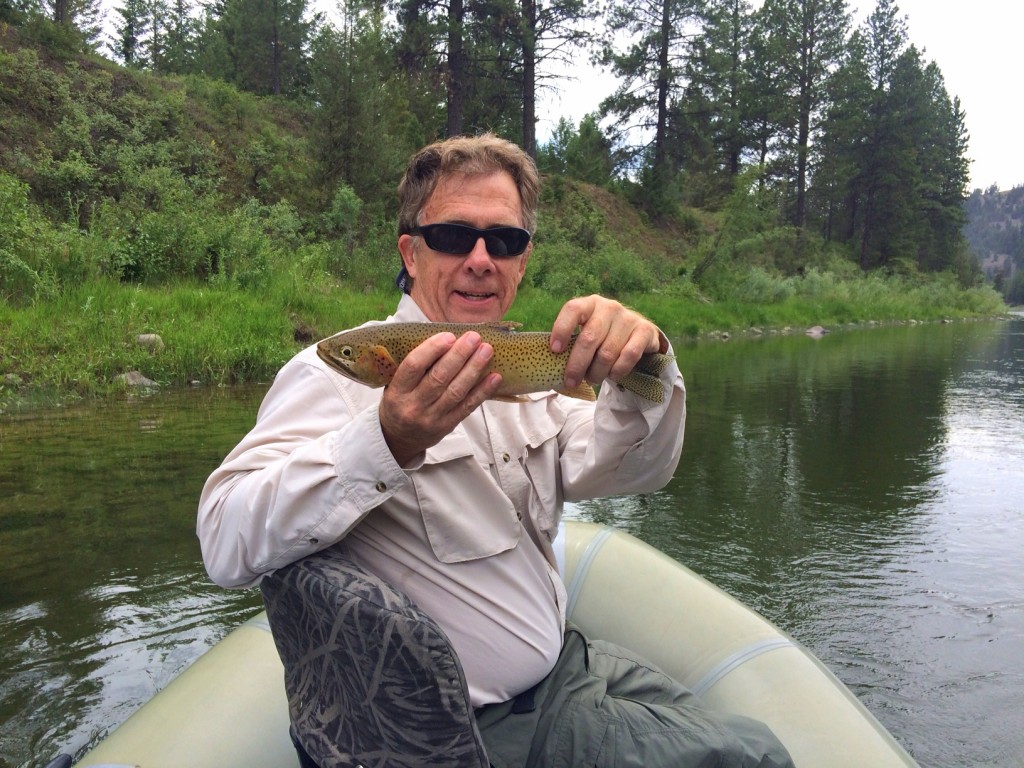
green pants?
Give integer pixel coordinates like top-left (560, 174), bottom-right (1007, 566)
top-left (476, 628), bottom-right (794, 768)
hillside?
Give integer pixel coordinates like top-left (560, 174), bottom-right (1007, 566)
top-left (1, 23), bottom-right (697, 300)
top-left (1, 24), bottom-right (320, 219)
top-left (964, 186), bottom-right (1024, 285)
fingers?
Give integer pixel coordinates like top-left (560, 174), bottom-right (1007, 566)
top-left (552, 296), bottom-right (662, 389)
top-left (380, 332), bottom-right (502, 465)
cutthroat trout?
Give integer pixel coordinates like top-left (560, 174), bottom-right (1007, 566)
top-left (316, 321), bottom-right (674, 403)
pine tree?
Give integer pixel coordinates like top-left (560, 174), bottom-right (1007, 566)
top-left (47, 0), bottom-right (104, 46)
top-left (599, 0), bottom-right (706, 208)
top-left (111, 0), bottom-right (150, 66)
top-left (753, 0), bottom-right (849, 229)
top-left (517, 0), bottom-right (595, 157)
top-left (215, 0), bottom-right (315, 97)
top-left (308, 4), bottom-right (421, 211)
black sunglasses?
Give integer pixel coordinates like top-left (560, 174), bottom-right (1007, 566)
top-left (411, 222), bottom-right (531, 257)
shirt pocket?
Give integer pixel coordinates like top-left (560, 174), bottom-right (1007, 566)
top-left (413, 433), bottom-right (521, 564)
top-left (493, 395), bottom-right (569, 542)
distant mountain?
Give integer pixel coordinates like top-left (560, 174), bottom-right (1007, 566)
top-left (964, 186), bottom-right (1024, 282)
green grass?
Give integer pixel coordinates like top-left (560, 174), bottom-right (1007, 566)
top-left (0, 268), bottom-right (1008, 409)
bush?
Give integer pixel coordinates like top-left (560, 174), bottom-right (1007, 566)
top-left (0, 172), bottom-right (67, 303)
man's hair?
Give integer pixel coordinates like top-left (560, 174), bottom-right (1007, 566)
top-left (397, 133), bottom-right (541, 236)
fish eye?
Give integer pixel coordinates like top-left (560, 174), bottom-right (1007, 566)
top-left (341, 346), bottom-right (354, 358)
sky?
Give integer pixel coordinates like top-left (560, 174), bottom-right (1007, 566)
top-left (536, 0), bottom-right (1024, 192)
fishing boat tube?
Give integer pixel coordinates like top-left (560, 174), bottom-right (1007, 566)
top-left (70, 521), bottom-right (918, 767)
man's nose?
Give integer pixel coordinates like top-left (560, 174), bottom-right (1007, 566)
top-left (463, 238), bottom-right (494, 271)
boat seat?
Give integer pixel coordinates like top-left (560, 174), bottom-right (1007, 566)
top-left (260, 544), bottom-right (490, 768)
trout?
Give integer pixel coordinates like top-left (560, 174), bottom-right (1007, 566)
top-left (316, 321), bottom-right (674, 403)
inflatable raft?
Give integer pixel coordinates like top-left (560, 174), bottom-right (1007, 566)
top-left (71, 521), bottom-right (918, 767)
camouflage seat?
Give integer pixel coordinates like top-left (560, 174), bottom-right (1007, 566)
top-left (261, 544), bottom-right (490, 768)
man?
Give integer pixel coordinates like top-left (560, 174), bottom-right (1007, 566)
top-left (198, 134), bottom-right (792, 767)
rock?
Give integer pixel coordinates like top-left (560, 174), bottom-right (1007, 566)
top-left (805, 325), bottom-right (827, 338)
top-left (116, 371), bottom-right (159, 388)
top-left (136, 333), bottom-right (165, 353)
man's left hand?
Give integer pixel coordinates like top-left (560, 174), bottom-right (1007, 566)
top-left (549, 295), bottom-right (666, 390)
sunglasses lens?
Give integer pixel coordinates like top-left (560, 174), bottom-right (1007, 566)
top-left (418, 224), bottom-right (530, 257)
top-left (424, 225), bottom-right (474, 253)
top-left (485, 229), bottom-right (530, 256)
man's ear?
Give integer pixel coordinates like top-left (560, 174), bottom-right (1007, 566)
top-left (398, 234), bottom-right (418, 278)
top-left (515, 243), bottom-right (532, 285)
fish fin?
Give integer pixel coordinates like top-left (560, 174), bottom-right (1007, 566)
top-left (615, 371), bottom-right (666, 403)
top-left (482, 321), bottom-right (523, 333)
top-left (491, 394), bottom-right (531, 403)
top-left (556, 381), bottom-right (598, 401)
top-left (370, 345), bottom-right (399, 381)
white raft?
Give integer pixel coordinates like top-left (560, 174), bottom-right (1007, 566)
top-left (74, 521), bottom-right (918, 767)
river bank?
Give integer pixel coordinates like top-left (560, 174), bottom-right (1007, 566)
top-left (0, 274), bottom-right (1008, 410)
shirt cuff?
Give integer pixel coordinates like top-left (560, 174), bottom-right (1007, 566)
top-left (328, 404), bottom-right (409, 512)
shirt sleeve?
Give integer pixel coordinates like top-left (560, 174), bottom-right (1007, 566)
top-left (557, 343), bottom-right (686, 501)
top-left (196, 352), bottom-right (408, 588)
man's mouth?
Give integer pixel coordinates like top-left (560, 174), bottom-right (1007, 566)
top-left (456, 291), bottom-right (494, 301)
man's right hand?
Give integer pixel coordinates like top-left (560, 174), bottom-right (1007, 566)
top-left (378, 331), bottom-right (503, 466)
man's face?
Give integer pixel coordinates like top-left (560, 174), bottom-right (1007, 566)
top-left (398, 171), bottom-right (531, 323)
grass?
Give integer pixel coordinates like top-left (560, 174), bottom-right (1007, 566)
top-left (0, 267), bottom-right (1008, 410)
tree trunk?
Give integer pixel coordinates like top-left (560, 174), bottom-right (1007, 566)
top-left (520, 0), bottom-right (537, 158)
top-left (447, 0), bottom-right (466, 137)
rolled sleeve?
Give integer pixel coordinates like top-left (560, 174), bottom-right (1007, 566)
top-left (197, 351), bottom-right (406, 588)
top-left (559, 346), bottom-right (685, 500)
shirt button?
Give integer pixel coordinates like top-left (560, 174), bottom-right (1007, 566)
top-left (375, 481), bottom-right (387, 492)
top-left (501, 452), bottom-right (511, 463)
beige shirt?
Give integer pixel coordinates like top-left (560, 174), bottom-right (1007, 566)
top-left (197, 294), bottom-right (686, 706)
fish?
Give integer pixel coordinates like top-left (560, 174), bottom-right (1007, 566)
top-left (316, 321), bottom-right (674, 403)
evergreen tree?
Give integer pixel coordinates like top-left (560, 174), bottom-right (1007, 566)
top-left (461, 0), bottom-right (521, 139)
top-left (111, 0), bottom-right (149, 66)
top-left (688, 0), bottom-right (753, 177)
top-left (538, 114), bottom-right (615, 185)
top-left (680, 0), bottom-right (755, 204)
top-left (46, 0), bottom-right (104, 46)
top-left (846, 0), bottom-right (910, 269)
top-left (599, 0), bottom-right (706, 206)
top-left (809, 27), bottom-right (870, 243)
top-left (813, 0), bottom-right (971, 275)
top-left (517, 0), bottom-right (595, 157)
top-left (753, 0), bottom-right (849, 229)
top-left (160, 0), bottom-right (198, 74)
top-left (308, 3), bottom-right (422, 212)
top-left (214, 0), bottom-right (316, 97)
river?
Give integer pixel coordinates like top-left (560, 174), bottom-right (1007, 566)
top-left (1, 316), bottom-right (1022, 768)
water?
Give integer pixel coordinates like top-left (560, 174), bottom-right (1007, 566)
top-left (0, 388), bottom-right (266, 768)
top-left (2, 319), bottom-right (1023, 767)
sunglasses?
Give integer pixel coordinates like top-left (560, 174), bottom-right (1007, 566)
top-left (411, 222), bottom-right (532, 257)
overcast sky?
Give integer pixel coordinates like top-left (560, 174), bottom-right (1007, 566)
top-left (537, 0), bottom-right (1022, 192)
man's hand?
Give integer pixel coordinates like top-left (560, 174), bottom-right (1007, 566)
top-left (550, 296), bottom-right (666, 390)
top-left (379, 331), bottom-right (503, 466)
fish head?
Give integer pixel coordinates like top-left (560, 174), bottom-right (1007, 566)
top-left (317, 338), bottom-right (399, 388)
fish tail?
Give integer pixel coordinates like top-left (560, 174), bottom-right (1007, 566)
top-left (634, 352), bottom-right (675, 377)
top-left (615, 369), bottom-right (667, 403)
